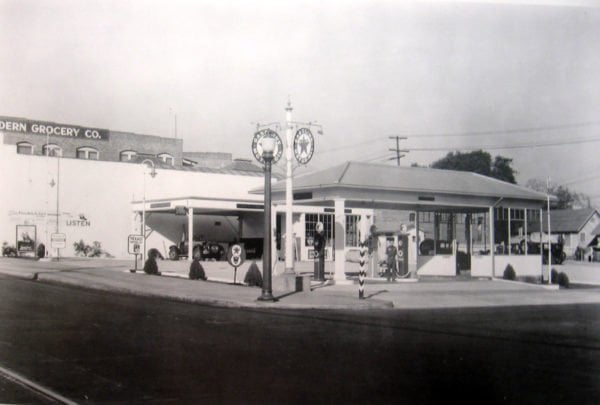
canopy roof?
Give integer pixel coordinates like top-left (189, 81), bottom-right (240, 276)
top-left (262, 161), bottom-right (548, 202)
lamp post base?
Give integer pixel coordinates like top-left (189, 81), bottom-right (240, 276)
top-left (257, 293), bottom-right (277, 302)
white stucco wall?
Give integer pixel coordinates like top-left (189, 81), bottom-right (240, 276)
top-left (417, 255), bottom-right (456, 276)
top-left (493, 255), bottom-right (542, 278)
top-left (0, 142), bottom-right (264, 259)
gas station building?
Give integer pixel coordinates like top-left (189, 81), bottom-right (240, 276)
top-left (2, 115), bottom-right (550, 282)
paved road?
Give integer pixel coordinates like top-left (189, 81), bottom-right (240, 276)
top-left (1, 275), bottom-right (599, 404)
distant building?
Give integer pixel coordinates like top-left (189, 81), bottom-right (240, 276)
top-left (531, 208), bottom-right (600, 259)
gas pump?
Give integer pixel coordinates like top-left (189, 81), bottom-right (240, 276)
top-left (397, 234), bottom-right (409, 277)
top-left (313, 222), bottom-right (325, 281)
top-left (376, 231), bottom-right (410, 278)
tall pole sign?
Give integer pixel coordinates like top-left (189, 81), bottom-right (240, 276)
top-left (252, 101), bottom-right (322, 276)
top-left (284, 102), bottom-right (294, 274)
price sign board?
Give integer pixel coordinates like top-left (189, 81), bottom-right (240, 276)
top-left (51, 233), bottom-right (66, 249)
top-left (128, 234), bottom-right (144, 255)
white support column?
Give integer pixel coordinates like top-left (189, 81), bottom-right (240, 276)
top-left (271, 204), bottom-right (279, 275)
top-left (489, 206), bottom-right (495, 277)
top-left (508, 207), bottom-right (511, 256)
top-left (333, 198), bottom-right (348, 283)
top-left (187, 207), bottom-right (194, 261)
top-left (524, 209), bottom-right (528, 256)
top-left (468, 214), bottom-right (473, 258)
top-left (540, 207), bottom-right (544, 281)
top-left (414, 211), bottom-right (420, 278)
top-left (359, 214), bottom-right (370, 245)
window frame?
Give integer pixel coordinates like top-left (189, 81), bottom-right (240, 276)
top-left (42, 144), bottom-right (62, 157)
top-left (157, 153), bottom-right (174, 166)
top-left (120, 150), bottom-right (137, 162)
top-left (16, 142), bottom-right (34, 155)
top-left (76, 147), bottom-right (99, 160)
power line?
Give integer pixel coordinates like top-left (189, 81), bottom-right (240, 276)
top-left (319, 137), bottom-right (387, 154)
top-left (407, 136), bottom-right (600, 152)
top-left (360, 152), bottom-right (395, 163)
top-left (561, 173), bottom-right (600, 186)
top-left (388, 136), bottom-right (409, 166)
top-left (400, 120), bottom-right (600, 138)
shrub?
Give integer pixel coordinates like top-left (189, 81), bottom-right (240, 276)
top-left (557, 272), bottom-right (570, 288)
top-left (244, 261), bottom-right (263, 287)
top-left (36, 243), bottom-right (46, 258)
top-left (551, 268), bottom-right (559, 284)
top-left (2, 242), bottom-right (17, 257)
top-left (73, 240), bottom-right (113, 258)
top-left (503, 264), bottom-right (516, 281)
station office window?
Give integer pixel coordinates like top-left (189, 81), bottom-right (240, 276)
top-left (42, 144), bottom-right (62, 157)
top-left (305, 213), bottom-right (333, 246)
top-left (120, 150), bottom-right (137, 161)
top-left (76, 147), bottom-right (99, 160)
top-left (16, 142), bottom-right (34, 155)
top-left (345, 215), bottom-right (360, 247)
top-left (157, 153), bottom-right (174, 166)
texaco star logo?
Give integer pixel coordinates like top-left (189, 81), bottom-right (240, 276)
top-left (251, 129), bottom-right (283, 164)
top-left (293, 128), bottom-right (314, 165)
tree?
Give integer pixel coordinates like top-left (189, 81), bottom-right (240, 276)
top-left (525, 178), bottom-right (589, 209)
top-left (431, 150), bottom-right (516, 183)
top-left (491, 156), bottom-right (517, 184)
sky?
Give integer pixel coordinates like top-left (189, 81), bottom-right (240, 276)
top-left (1, 0), bottom-right (599, 202)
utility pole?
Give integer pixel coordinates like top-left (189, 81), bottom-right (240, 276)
top-left (388, 136), bottom-right (408, 166)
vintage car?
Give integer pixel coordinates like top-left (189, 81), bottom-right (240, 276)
top-left (168, 241), bottom-right (225, 261)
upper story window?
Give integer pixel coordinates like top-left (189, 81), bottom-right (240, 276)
top-left (16, 142), bottom-right (34, 155)
top-left (157, 153), bottom-right (174, 166)
top-left (120, 150), bottom-right (137, 162)
top-left (76, 147), bottom-right (99, 160)
top-left (42, 144), bottom-right (62, 157)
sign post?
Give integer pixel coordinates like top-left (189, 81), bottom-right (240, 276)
top-left (227, 244), bottom-right (246, 284)
top-left (50, 233), bottom-right (66, 261)
top-left (128, 234), bottom-right (144, 273)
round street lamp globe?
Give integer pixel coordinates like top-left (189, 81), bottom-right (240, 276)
top-left (261, 136), bottom-right (276, 155)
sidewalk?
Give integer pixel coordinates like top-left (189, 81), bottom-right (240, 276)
top-left (0, 257), bottom-right (392, 310)
top-left (0, 257), bottom-right (599, 310)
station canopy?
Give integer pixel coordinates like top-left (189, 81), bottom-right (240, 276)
top-left (254, 161), bottom-right (549, 211)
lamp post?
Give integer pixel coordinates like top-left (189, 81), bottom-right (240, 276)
top-left (141, 159), bottom-right (157, 264)
top-left (258, 136), bottom-right (276, 302)
top-left (546, 177), bottom-right (552, 284)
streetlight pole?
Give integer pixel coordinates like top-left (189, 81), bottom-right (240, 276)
top-left (141, 159), bottom-right (156, 264)
top-left (547, 177), bottom-right (552, 284)
top-left (258, 137), bottom-right (276, 302)
top-left (284, 101), bottom-right (294, 274)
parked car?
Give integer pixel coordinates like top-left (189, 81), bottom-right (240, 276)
top-left (524, 241), bottom-right (566, 264)
top-left (419, 238), bottom-right (453, 255)
top-left (168, 241), bottom-right (225, 261)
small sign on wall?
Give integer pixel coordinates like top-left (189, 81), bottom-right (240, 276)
top-left (51, 233), bottom-right (66, 249)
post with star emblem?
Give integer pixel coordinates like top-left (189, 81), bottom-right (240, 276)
top-left (284, 101), bottom-right (294, 275)
top-left (227, 244), bottom-right (246, 284)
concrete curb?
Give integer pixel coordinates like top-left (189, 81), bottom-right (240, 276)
top-left (0, 269), bottom-right (37, 280)
top-left (491, 277), bottom-right (560, 290)
top-left (33, 272), bottom-right (394, 310)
